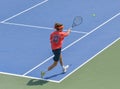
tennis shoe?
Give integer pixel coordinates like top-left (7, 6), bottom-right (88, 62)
top-left (63, 65), bottom-right (69, 73)
top-left (41, 71), bottom-right (46, 78)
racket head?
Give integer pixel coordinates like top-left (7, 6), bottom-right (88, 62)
top-left (72, 16), bottom-right (83, 28)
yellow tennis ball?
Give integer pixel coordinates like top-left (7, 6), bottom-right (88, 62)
top-left (92, 13), bottom-right (96, 16)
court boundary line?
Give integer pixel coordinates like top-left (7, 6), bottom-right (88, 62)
top-left (59, 37), bottom-right (120, 83)
top-left (0, 72), bottom-right (59, 83)
top-left (22, 12), bottom-right (120, 81)
top-left (0, 22), bottom-right (88, 34)
top-left (0, 0), bottom-right (48, 23)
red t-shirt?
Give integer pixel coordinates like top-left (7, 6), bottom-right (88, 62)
top-left (50, 31), bottom-right (69, 50)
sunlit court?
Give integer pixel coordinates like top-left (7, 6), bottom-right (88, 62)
top-left (0, 0), bottom-right (120, 88)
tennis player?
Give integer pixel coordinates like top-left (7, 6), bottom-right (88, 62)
top-left (41, 23), bottom-right (71, 78)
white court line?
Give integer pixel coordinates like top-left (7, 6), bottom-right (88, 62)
top-left (59, 37), bottom-right (120, 83)
top-left (1, 22), bottom-right (87, 34)
top-left (2, 22), bottom-right (53, 30)
top-left (23, 12), bottom-right (120, 77)
top-left (0, 0), bottom-right (48, 23)
top-left (0, 72), bottom-right (59, 83)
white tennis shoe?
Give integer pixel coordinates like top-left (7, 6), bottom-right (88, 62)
top-left (63, 65), bottom-right (69, 73)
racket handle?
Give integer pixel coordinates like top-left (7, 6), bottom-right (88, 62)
top-left (67, 29), bottom-right (71, 34)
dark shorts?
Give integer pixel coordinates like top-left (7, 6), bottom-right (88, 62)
top-left (52, 48), bottom-right (61, 62)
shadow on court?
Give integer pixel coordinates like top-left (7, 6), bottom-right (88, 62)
top-left (44, 64), bottom-right (72, 79)
top-left (45, 72), bottom-right (64, 79)
top-left (27, 79), bottom-right (48, 86)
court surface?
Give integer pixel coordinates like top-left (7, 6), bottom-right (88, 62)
top-left (0, 0), bottom-right (120, 84)
top-left (0, 37), bottom-right (120, 89)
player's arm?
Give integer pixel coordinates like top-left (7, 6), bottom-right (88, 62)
top-left (62, 29), bottom-right (71, 37)
top-left (66, 29), bottom-right (71, 35)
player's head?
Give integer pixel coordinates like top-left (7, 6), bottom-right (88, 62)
top-left (54, 23), bottom-right (64, 31)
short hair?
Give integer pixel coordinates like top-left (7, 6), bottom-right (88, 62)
top-left (54, 23), bottom-right (64, 31)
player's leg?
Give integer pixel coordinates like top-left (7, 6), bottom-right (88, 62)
top-left (59, 54), bottom-right (64, 66)
top-left (41, 49), bottom-right (60, 78)
top-left (59, 54), bottom-right (69, 73)
top-left (48, 61), bottom-right (58, 71)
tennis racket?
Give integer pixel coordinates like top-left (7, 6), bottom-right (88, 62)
top-left (70, 16), bottom-right (83, 29)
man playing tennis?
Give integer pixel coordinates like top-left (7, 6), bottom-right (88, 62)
top-left (41, 23), bottom-right (71, 78)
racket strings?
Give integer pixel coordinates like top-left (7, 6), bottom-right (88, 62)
top-left (72, 16), bottom-right (83, 28)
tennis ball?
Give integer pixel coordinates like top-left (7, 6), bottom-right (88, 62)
top-left (92, 13), bottom-right (96, 16)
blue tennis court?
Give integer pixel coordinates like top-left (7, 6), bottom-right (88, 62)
top-left (0, 0), bottom-right (120, 83)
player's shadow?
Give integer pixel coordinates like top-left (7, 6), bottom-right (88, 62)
top-left (45, 72), bottom-right (64, 79)
top-left (27, 79), bottom-right (48, 86)
top-left (27, 72), bottom-right (65, 86)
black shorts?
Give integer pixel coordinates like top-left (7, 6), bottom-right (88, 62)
top-left (52, 48), bottom-right (61, 62)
